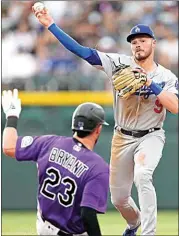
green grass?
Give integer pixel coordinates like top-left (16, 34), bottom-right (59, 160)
top-left (2, 210), bottom-right (178, 235)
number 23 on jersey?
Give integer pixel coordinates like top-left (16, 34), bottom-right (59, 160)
top-left (40, 167), bottom-right (77, 207)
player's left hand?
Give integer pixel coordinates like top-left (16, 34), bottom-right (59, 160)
top-left (112, 66), bottom-right (147, 99)
top-left (2, 89), bottom-right (21, 119)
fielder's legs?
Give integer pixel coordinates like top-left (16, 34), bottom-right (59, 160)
top-left (110, 130), bottom-right (141, 229)
top-left (134, 130), bottom-right (165, 235)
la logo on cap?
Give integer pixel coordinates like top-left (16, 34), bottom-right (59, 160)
top-left (135, 26), bottom-right (140, 32)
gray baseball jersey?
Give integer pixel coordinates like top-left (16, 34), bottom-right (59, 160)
top-left (94, 52), bottom-right (178, 235)
top-left (96, 52), bottom-right (178, 130)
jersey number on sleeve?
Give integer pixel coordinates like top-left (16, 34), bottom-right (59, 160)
top-left (40, 167), bottom-right (77, 207)
top-left (154, 98), bottom-right (163, 113)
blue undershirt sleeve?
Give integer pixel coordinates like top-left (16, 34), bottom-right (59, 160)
top-left (48, 23), bottom-right (102, 66)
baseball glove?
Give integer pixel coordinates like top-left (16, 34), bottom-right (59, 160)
top-left (112, 66), bottom-right (147, 98)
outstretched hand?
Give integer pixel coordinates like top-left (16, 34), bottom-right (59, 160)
top-left (32, 5), bottom-right (54, 28)
top-left (2, 89), bottom-right (22, 119)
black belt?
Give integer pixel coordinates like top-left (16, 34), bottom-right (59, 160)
top-left (41, 215), bottom-right (73, 236)
top-left (120, 127), bottom-right (160, 138)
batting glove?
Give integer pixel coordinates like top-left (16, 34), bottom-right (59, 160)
top-left (2, 89), bottom-right (21, 119)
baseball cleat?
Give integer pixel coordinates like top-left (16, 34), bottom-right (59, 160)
top-left (123, 223), bottom-right (141, 236)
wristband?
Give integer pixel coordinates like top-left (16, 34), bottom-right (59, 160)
top-left (5, 117), bottom-right (18, 129)
top-left (150, 81), bottom-right (163, 96)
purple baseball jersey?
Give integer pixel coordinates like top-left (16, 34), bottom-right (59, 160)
top-left (15, 135), bottom-right (109, 234)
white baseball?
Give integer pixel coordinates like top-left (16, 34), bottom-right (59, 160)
top-left (33, 2), bottom-right (45, 12)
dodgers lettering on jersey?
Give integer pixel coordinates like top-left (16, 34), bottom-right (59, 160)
top-left (96, 52), bottom-right (178, 130)
top-left (15, 135), bottom-right (109, 234)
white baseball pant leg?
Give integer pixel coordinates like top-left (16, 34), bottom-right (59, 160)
top-left (134, 130), bottom-right (165, 235)
top-left (110, 130), bottom-right (141, 229)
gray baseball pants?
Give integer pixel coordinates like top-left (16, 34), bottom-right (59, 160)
top-left (110, 128), bottom-right (165, 235)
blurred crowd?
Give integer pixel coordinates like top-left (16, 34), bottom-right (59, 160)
top-left (2, 1), bottom-right (178, 91)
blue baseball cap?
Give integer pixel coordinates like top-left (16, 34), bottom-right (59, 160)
top-left (127, 24), bottom-right (155, 43)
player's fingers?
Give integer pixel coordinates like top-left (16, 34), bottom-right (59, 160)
top-left (41, 9), bottom-right (47, 15)
top-left (7, 90), bottom-right (12, 98)
top-left (34, 8), bottom-right (46, 15)
top-left (2, 90), bottom-right (7, 98)
top-left (36, 13), bottom-right (42, 19)
top-left (34, 10), bottom-right (39, 17)
top-left (32, 6), bottom-right (41, 15)
top-left (13, 89), bottom-right (19, 100)
top-left (2, 91), bottom-right (7, 105)
top-left (2, 94), bottom-right (4, 104)
top-left (32, 6), bottom-right (35, 14)
top-left (33, 9), bottom-right (41, 17)
top-left (16, 98), bottom-right (21, 108)
top-left (18, 98), bottom-right (21, 107)
top-left (43, 7), bottom-right (49, 14)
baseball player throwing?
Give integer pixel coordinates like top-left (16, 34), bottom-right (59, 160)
top-left (2, 89), bottom-right (109, 236)
top-left (32, 4), bottom-right (178, 235)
